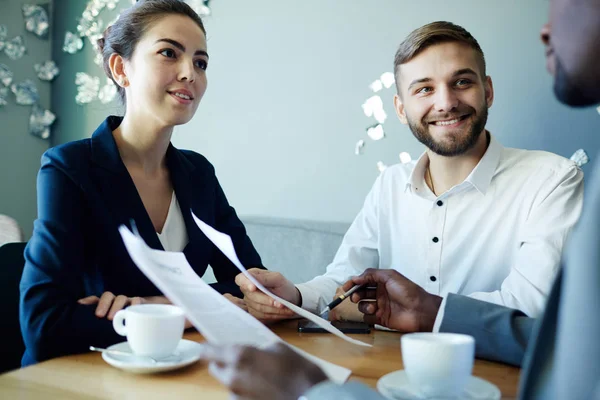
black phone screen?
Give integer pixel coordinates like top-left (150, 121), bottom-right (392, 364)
top-left (297, 319), bottom-right (371, 334)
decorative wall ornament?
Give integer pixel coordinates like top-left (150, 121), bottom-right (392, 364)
top-left (186, 0), bottom-right (212, 16)
top-left (0, 25), bottom-right (7, 51)
top-left (570, 149), bottom-right (589, 167)
top-left (22, 4), bottom-right (50, 38)
top-left (355, 139), bottom-right (365, 155)
top-left (29, 103), bottom-right (56, 139)
top-left (4, 36), bottom-right (26, 60)
top-left (98, 78), bottom-right (117, 104)
top-left (75, 72), bottom-right (100, 104)
top-left (2, 3), bottom-right (55, 139)
top-left (357, 71), bottom-right (413, 172)
top-left (0, 87), bottom-right (8, 107)
top-left (366, 123), bottom-right (384, 141)
top-left (11, 79), bottom-right (39, 105)
top-left (0, 64), bottom-right (13, 86)
top-left (399, 152), bottom-right (412, 164)
top-left (63, 31), bottom-right (84, 54)
top-left (34, 61), bottom-right (60, 81)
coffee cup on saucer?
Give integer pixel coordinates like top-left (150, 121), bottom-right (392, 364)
top-left (401, 332), bottom-right (475, 398)
top-left (113, 304), bottom-right (185, 359)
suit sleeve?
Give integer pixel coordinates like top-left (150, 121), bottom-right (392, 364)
top-left (19, 155), bottom-right (121, 365)
top-left (209, 174), bottom-right (264, 297)
top-left (439, 293), bottom-right (536, 366)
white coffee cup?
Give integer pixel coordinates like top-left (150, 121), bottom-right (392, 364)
top-left (401, 332), bottom-right (475, 398)
top-left (112, 304), bottom-right (185, 359)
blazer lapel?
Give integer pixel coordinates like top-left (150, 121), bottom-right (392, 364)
top-left (89, 116), bottom-right (164, 251)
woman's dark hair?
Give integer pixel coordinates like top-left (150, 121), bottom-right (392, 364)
top-left (96, 0), bottom-right (206, 105)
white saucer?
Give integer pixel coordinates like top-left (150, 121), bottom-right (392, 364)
top-left (101, 339), bottom-right (203, 374)
top-left (377, 370), bottom-right (501, 400)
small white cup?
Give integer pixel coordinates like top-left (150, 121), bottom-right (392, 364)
top-left (401, 332), bottom-right (475, 398)
top-left (113, 304), bottom-right (185, 359)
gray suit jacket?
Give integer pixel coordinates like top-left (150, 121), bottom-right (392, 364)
top-left (306, 155), bottom-right (600, 400)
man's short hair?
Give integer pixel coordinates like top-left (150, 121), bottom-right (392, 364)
top-left (394, 21), bottom-right (486, 91)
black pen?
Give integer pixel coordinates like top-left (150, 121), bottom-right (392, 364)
top-left (318, 284), bottom-right (372, 317)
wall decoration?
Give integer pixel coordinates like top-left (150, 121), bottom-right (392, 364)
top-left (2, 4), bottom-right (55, 140)
top-left (34, 60), bottom-right (59, 81)
top-left (399, 152), bottom-right (412, 164)
top-left (354, 139), bottom-right (364, 155)
top-left (29, 104), bottom-right (56, 139)
top-left (11, 79), bottom-right (39, 105)
top-left (63, 31), bottom-right (83, 54)
top-left (0, 63), bottom-right (13, 86)
top-left (98, 78), bottom-right (117, 104)
top-left (75, 72), bottom-right (100, 104)
top-left (0, 25), bottom-right (6, 51)
top-left (4, 36), bottom-right (26, 60)
top-left (570, 149), bottom-right (589, 167)
top-left (0, 87), bottom-right (8, 107)
top-left (22, 4), bottom-right (50, 38)
top-left (186, 0), bottom-right (212, 16)
top-left (358, 71), bottom-right (415, 172)
top-left (366, 123), bottom-right (384, 141)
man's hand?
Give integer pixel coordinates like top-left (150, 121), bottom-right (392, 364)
top-left (347, 269), bottom-right (442, 332)
top-left (235, 269), bottom-right (300, 323)
top-left (201, 342), bottom-right (328, 400)
top-left (328, 286), bottom-right (364, 322)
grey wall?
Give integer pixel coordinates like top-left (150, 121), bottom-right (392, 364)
top-left (0, 0), bottom-right (52, 238)
top-left (52, 0), bottom-right (600, 224)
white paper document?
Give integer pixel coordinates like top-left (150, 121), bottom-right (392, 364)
top-left (118, 226), bottom-right (352, 383)
top-left (192, 214), bottom-right (372, 348)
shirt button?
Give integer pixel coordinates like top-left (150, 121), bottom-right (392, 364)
top-left (430, 276), bottom-right (437, 282)
top-left (437, 200), bottom-right (443, 206)
top-left (432, 237), bottom-right (439, 243)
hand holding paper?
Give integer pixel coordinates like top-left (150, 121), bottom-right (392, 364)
top-left (118, 225), bottom-right (353, 383)
top-left (192, 214), bottom-right (371, 348)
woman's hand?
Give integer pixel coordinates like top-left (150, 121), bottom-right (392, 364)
top-left (224, 293), bottom-right (248, 312)
top-left (78, 291), bottom-right (146, 320)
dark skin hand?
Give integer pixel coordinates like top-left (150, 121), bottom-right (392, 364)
top-left (201, 342), bottom-right (328, 400)
top-left (345, 268), bottom-right (443, 332)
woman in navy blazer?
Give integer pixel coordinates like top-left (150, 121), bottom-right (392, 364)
top-left (20, 0), bottom-right (263, 365)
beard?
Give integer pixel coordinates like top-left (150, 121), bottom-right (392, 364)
top-left (553, 56), bottom-right (598, 107)
top-left (407, 104), bottom-right (488, 157)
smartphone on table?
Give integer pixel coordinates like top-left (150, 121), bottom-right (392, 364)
top-left (297, 319), bottom-right (371, 334)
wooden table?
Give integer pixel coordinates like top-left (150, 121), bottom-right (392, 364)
top-left (0, 322), bottom-right (520, 399)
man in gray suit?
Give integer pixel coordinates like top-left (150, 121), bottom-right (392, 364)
top-left (199, 0), bottom-right (600, 398)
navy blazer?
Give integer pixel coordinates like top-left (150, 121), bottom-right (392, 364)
top-left (20, 116), bottom-right (263, 365)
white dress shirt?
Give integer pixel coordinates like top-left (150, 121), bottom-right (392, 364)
top-left (156, 192), bottom-right (189, 252)
top-left (296, 134), bottom-right (583, 318)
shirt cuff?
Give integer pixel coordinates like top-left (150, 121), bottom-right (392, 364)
top-left (432, 296), bottom-right (447, 333)
top-left (295, 283), bottom-right (327, 314)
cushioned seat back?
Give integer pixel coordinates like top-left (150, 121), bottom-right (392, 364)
top-left (241, 217), bottom-right (350, 284)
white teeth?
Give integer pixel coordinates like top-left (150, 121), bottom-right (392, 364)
top-left (173, 92), bottom-right (191, 100)
top-left (434, 118), bottom-right (460, 126)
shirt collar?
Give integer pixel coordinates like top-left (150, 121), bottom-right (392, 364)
top-left (405, 133), bottom-right (503, 196)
